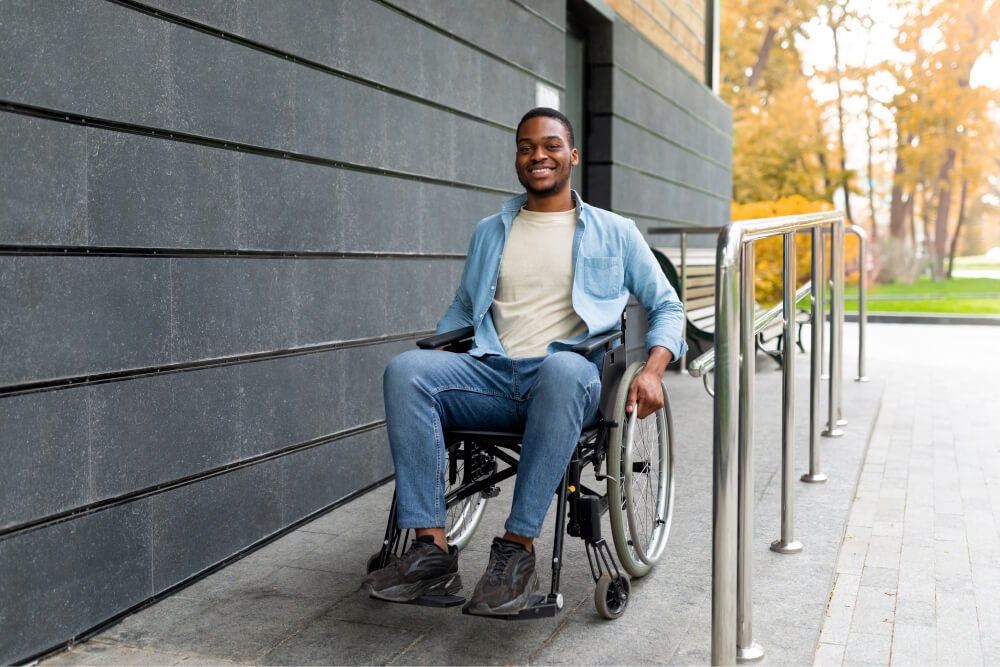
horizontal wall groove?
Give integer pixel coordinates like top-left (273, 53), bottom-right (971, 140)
top-left (615, 65), bottom-right (730, 138)
top-left (374, 0), bottom-right (564, 90)
top-left (0, 102), bottom-right (520, 198)
top-left (0, 245), bottom-right (466, 261)
top-left (0, 331), bottom-right (433, 399)
top-left (610, 161), bottom-right (731, 202)
top-left (507, 0), bottom-right (566, 33)
top-left (609, 112), bottom-right (732, 171)
top-left (16, 473), bottom-right (393, 667)
top-left (0, 420), bottom-right (387, 542)
top-left (114, 0), bottom-right (519, 133)
top-left (614, 209), bottom-right (717, 228)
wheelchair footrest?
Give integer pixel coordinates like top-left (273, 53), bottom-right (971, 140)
top-left (461, 594), bottom-right (558, 621)
top-left (371, 592), bottom-right (466, 608)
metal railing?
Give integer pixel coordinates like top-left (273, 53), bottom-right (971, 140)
top-left (679, 211), bottom-right (848, 665)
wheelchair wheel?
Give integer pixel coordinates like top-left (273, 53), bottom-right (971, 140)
top-left (607, 361), bottom-right (675, 578)
top-left (594, 573), bottom-right (630, 619)
top-left (443, 444), bottom-right (489, 551)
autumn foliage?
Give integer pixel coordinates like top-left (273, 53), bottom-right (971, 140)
top-left (732, 196), bottom-right (860, 307)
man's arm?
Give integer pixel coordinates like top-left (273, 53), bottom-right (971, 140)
top-left (620, 223), bottom-right (686, 418)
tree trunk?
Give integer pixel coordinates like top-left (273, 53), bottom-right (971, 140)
top-left (889, 153), bottom-right (908, 240)
top-left (747, 4), bottom-right (785, 88)
top-left (946, 179), bottom-right (969, 278)
top-left (830, 3), bottom-right (853, 225)
top-left (932, 148), bottom-right (956, 279)
top-left (864, 85), bottom-right (878, 241)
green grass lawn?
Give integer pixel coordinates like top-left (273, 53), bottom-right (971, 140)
top-left (844, 276), bottom-right (1000, 314)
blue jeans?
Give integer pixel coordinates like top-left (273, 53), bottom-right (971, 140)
top-left (383, 350), bottom-right (602, 538)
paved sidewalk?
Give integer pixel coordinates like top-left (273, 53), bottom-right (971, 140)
top-left (35, 323), bottom-right (895, 665)
top-left (814, 324), bottom-right (1000, 665)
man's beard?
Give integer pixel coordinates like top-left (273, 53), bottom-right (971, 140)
top-left (518, 171), bottom-right (571, 197)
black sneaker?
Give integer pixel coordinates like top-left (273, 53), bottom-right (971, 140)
top-left (464, 537), bottom-right (539, 615)
top-left (364, 537), bottom-right (461, 602)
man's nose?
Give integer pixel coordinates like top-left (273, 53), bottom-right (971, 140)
top-left (531, 145), bottom-right (547, 161)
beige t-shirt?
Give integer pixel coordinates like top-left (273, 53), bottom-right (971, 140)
top-left (492, 207), bottom-right (587, 358)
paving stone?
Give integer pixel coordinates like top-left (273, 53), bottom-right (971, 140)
top-left (38, 641), bottom-right (188, 666)
top-left (849, 586), bottom-right (896, 636)
top-left (843, 631), bottom-right (892, 666)
top-left (813, 642), bottom-right (845, 666)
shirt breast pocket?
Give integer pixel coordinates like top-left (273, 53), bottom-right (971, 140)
top-left (581, 256), bottom-right (624, 299)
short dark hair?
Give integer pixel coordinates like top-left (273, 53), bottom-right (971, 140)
top-left (516, 107), bottom-right (575, 148)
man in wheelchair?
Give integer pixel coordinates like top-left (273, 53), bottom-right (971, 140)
top-left (364, 107), bottom-right (686, 617)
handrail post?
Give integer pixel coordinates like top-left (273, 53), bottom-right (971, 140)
top-left (736, 242), bottom-right (764, 662)
top-left (824, 219), bottom-right (846, 436)
top-left (711, 228), bottom-right (740, 666)
top-left (681, 232), bottom-right (689, 372)
top-left (848, 225), bottom-right (869, 382)
top-left (802, 227), bottom-right (828, 484)
top-left (770, 232), bottom-right (804, 555)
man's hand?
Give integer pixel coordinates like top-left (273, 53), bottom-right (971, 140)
top-left (625, 346), bottom-right (673, 419)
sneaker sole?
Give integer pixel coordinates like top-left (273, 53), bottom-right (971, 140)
top-left (463, 571), bottom-right (539, 616)
top-left (366, 572), bottom-right (462, 602)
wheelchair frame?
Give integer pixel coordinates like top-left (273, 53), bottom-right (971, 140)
top-left (368, 312), bottom-right (673, 620)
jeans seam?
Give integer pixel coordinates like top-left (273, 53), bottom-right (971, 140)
top-left (433, 411), bottom-right (443, 527)
top-left (429, 385), bottom-right (517, 401)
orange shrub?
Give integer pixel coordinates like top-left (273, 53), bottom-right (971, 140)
top-left (731, 197), bottom-right (858, 307)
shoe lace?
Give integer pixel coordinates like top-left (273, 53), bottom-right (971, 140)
top-left (486, 543), bottom-right (516, 583)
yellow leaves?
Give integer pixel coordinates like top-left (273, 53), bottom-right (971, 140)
top-left (732, 197), bottom-right (859, 306)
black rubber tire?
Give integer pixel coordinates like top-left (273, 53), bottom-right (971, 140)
top-left (607, 361), bottom-right (676, 578)
top-left (594, 573), bottom-right (630, 619)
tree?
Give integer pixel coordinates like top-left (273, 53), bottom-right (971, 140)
top-left (891, 0), bottom-right (1000, 278)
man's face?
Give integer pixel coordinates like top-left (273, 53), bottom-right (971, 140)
top-left (514, 116), bottom-right (579, 198)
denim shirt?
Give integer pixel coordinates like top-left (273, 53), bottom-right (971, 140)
top-left (437, 192), bottom-right (688, 361)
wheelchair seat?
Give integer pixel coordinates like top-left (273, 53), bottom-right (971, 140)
top-left (367, 313), bottom-right (676, 620)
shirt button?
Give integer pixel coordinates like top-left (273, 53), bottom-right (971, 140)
top-left (479, 313), bottom-right (484, 318)
top-left (490, 285), bottom-right (496, 290)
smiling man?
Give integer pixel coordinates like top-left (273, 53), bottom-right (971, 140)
top-left (364, 107), bottom-right (686, 616)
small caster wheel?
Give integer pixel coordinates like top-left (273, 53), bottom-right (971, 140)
top-left (594, 573), bottom-right (630, 619)
top-left (365, 552), bottom-right (397, 574)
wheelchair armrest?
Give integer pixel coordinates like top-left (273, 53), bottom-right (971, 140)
top-left (416, 326), bottom-right (475, 350)
top-left (569, 330), bottom-right (624, 356)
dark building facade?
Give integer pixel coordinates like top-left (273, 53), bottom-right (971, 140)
top-left (0, 1), bottom-right (731, 662)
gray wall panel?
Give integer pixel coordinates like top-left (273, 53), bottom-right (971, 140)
top-left (0, 0), bottom-right (516, 190)
top-left (0, 114), bottom-right (89, 245)
top-left (0, 113), bottom-right (502, 253)
top-left (611, 18), bottom-right (732, 132)
top-left (0, 502), bottom-right (152, 665)
top-left (0, 256), bottom-right (461, 385)
top-left (279, 428), bottom-right (393, 526)
top-left (610, 117), bottom-right (731, 196)
top-left (150, 462), bottom-right (283, 590)
top-left (141, 0), bottom-right (537, 128)
top-left (0, 339), bottom-right (411, 530)
top-left (0, 256), bottom-right (173, 386)
top-left (612, 70), bottom-right (732, 169)
top-left (0, 390), bottom-right (90, 531)
top-left (612, 165), bottom-right (723, 224)
top-left (386, 0), bottom-right (565, 83)
top-left (516, 0), bottom-right (565, 29)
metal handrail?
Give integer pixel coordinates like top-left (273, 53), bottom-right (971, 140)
top-left (688, 282), bottom-right (812, 377)
top-left (708, 211), bottom-right (846, 665)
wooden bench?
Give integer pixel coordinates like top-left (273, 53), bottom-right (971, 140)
top-left (651, 247), bottom-right (809, 367)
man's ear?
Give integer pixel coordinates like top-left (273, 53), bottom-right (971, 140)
top-left (571, 147), bottom-right (580, 167)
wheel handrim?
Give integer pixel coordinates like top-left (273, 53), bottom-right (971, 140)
top-left (622, 396), bottom-right (671, 565)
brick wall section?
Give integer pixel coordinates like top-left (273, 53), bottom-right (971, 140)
top-left (603, 0), bottom-right (706, 79)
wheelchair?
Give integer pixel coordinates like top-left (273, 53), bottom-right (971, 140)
top-left (366, 313), bottom-right (676, 620)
